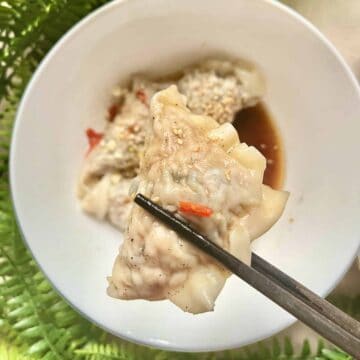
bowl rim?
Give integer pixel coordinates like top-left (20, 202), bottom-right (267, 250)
top-left (9, 0), bottom-right (360, 352)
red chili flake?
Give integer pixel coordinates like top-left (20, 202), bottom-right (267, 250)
top-left (85, 128), bottom-right (103, 155)
top-left (107, 104), bottom-right (119, 122)
top-left (135, 89), bottom-right (147, 105)
top-left (179, 201), bottom-right (213, 217)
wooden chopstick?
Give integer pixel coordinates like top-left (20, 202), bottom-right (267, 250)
top-left (251, 253), bottom-right (360, 340)
top-left (134, 194), bottom-right (360, 358)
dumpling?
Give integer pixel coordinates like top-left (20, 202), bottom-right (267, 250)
top-left (107, 85), bottom-right (288, 314)
top-left (78, 172), bottom-right (133, 232)
top-left (77, 59), bottom-right (266, 232)
top-left (77, 85), bottom-right (149, 230)
top-left (178, 59), bottom-right (265, 124)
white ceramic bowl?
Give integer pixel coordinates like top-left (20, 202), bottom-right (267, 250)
top-left (10, 0), bottom-right (360, 352)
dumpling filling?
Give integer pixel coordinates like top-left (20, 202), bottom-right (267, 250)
top-left (107, 86), bottom-right (288, 313)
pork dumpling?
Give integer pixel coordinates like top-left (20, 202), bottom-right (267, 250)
top-left (107, 85), bottom-right (288, 314)
top-left (178, 59), bottom-right (265, 124)
top-left (78, 172), bottom-right (133, 232)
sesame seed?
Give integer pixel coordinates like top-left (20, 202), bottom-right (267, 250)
top-left (117, 130), bottom-right (126, 139)
top-left (222, 96), bottom-right (233, 105)
top-left (111, 174), bottom-right (121, 184)
top-left (111, 86), bottom-right (123, 97)
top-left (177, 139), bottom-right (183, 145)
top-left (225, 169), bottom-right (231, 181)
top-left (106, 139), bottom-right (117, 152)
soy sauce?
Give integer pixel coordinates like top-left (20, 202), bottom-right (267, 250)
top-left (233, 103), bottom-right (284, 189)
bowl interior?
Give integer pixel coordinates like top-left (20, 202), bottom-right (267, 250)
top-left (10, 0), bottom-right (360, 352)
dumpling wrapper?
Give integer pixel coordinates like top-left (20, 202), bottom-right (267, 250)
top-left (107, 85), bottom-right (288, 314)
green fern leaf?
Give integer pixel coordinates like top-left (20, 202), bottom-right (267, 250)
top-left (272, 337), bottom-right (281, 357)
top-left (300, 339), bottom-right (311, 358)
top-left (284, 336), bottom-right (294, 357)
top-left (328, 295), bottom-right (360, 320)
top-left (0, 341), bottom-right (32, 360)
top-left (27, 339), bottom-right (49, 355)
top-left (21, 325), bottom-right (45, 339)
top-left (320, 348), bottom-right (352, 360)
top-left (316, 340), bottom-right (325, 357)
top-left (75, 342), bottom-right (135, 360)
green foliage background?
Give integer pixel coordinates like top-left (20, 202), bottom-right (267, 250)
top-left (0, 1), bottom-right (358, 359)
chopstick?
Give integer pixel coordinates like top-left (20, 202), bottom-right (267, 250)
top-left (251, 253), bottom-right (360, 339)
top-left (134, 194), bottom-right (360, 358)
